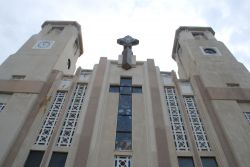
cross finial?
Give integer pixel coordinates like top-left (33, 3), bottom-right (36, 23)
top-left (117, 35), bottom-right (139, 70)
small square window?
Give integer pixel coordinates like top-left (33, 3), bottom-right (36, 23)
top-left (201, 157), bottom-right (218, 167)
top-left (178, 157), bottom-right (195, 167)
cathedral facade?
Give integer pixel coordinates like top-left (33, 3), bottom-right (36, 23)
top-left (0, 21), bottom-right (249, 167)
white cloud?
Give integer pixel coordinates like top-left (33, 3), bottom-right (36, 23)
top-left (0, 0), bottom-right (249, 72)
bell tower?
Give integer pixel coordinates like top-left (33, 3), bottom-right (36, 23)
top-left (0, 21), bottom-right (83, 166)
top-left (0, 21), bottom-right (83, 81)
top-left (172, 27), bottom-right (250, 167)
top-left (172, 26), bottom-right (250, 87)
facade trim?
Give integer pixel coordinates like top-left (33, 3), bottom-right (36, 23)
top-left (193, 75), bottom-right (240, 167)
top-left (0, 79), bottom-right (44, 93)
top-left (73, 57), bottom-right (107, 167)
top-left (2, 70), bottom-right (61, 166)
top-left (206, 87), bottom-right (250, 100)
top-left (147, 59), bottom-right (171, 167)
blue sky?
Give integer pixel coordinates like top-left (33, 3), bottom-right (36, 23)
top-left (0, 0), bottom-right (249, 71)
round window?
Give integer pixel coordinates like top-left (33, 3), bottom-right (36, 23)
top-left (204, 48), bottom-right (217, 54)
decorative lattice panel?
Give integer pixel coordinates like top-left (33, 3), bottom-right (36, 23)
top-left (0, 103), bottom-right (6, 112)
top-left (244, 112), bottom-right (250, 124)
top-left (183, 96), bottom-right (211, 151)
top-left (57, 84), bottom-right (87, 146)
top-left (114, 155), bottom-right (132, 167)
top-left (35, 91), bottom-right (66, 145)
top-left (165, 87), bottom-right (189, 151)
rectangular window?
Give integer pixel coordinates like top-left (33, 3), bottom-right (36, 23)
top-left (226, 83), bottom-right (240, 87)
top-left (48, 152), bottom-right (67, 167)
top-left (178, 157), bottom-right (195, 167)
top-left (164, 87), bottom-right (189, 151)
top-left (201, 157), bottom-right (218, 167)
top-left (184, 96), bottom-right (211, 151)
top-left (35, 91), bottom-right (66, 145)
top-left (115, 77), bottom-right (133, 151)
top-left (24, 150), bottom-right (44, 167)
top-left (12, 75), bottom-right (25, 80)
top-left (244, 112), bottom-right (250, 124)
top-left (116, 96), bottom-right (132, 150)
top-left (114, 155), bottom-right (132, 167)
top-left (57, 84), bottom-right (87, 147)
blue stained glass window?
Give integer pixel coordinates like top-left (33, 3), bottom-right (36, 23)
top-left (132, 86), bottom-right (142, 93)
top-left (119, 95), bottom-right (132, 110)
top-left (115, 132), bottom-right (132, 150)
top-left (120, 78), bottom-right (132, 86)
top-left (117, 116), bottom-right (132, 132)
top-left (118, 108), bottom-right (132, 115)
top-left (120, 86), bottom-right (132, 94)
top-left (109, 86), bottom-right (120, 93)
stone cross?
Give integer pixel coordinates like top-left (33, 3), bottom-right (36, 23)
top-left (117, 35), bottom-right (139, 70)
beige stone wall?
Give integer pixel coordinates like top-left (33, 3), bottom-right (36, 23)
top-left (84, 61), bottom-right (159, 167)
top-left (173, 27), bottom-right (250, 167)
top-left (0, 93), bottom-right (38, 164)
top-left (0, 21), bottom-right (83, 166)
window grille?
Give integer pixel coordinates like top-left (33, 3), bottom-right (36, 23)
top-left (183, 96), bottom-right (211, 151)
top-left (164, 87), bottom-right (189, 151)
top-left (0, 103), bottom-right (6, 112)
top-left (114, 155), bottom-right (132, 167)
top-left (35, 91), bottom-right (66, 145)
top-left (244, 112), bottom-right (250, 124)
top-left (57, 84), bottom-right (87, 146)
